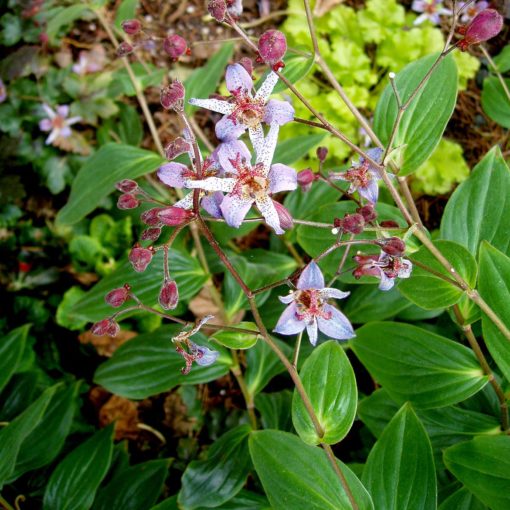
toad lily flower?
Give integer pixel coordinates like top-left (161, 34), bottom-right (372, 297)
top-left (274, 261), bottom-right (355, 346)
top-left (412, 0), bottom-right (452, 25)
top-left (188, 63), bottom-right (294, 149)
top-left (353, 252), bottom-right (413, 291)
top-left (39, 104), bottom-right (81, 145)
top-left (458, 1), bottom-right (489, 23)
top-left (184, 124), bottom-right (297, 234)
top-left (329, 148), bottom-right (385, 204)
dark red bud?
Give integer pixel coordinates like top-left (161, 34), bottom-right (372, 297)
top-left (129, 246), bottom-right (153, 272)
top-left (273, 201), bottom-right (294, 230)
top-left (161, 80), bottom-right (185, 111)
top-left (356, 204), bottom-right (378, 223)
top-left (340, 213), bottom-right (365, 235)
top-left (141, 227), bottom-right (162, 241)
top-left (105, 285), bottom-right (131, 307)
top-left (158, 206), bottom-right (194, 226)
top-left (208, 0), bottom-right (227, 22)
top-left (91, 318), bottom-right (120, 337)
top-left (165, 137), bottom-right (191, 160)
top-left (117, 193), bottom-right (140, 210)
top-left (316, 146), bottom-right (328, 162)
top-left (380, 220), bottom-right (400, 229)
top-left (297, 168), bottom-right (316, 192)
top-left (159, 279), bottom-right (179, 310)
top-left (117, 41), bottom-right (134, 57)
top-left (459, 9), bottom-right (504, 50)
top-left (115, 179), bottom-right (138, 193)
top-left (163, 34), bottom-right (188, 60)
top-left (141, 207), bottom-right (162, 226)
top-left (377, 237), bottom-right (406, 257)
top-left (258, 30), bottom-right (287, 65)
top-left (239, 57), bottom-right (254, 76)
top-left (121, 19), bottom-right (142, 35)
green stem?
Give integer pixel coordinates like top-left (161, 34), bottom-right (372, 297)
top-left (0, 495), bottom-right (14, 510)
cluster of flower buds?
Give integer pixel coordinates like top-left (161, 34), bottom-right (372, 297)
top-left (116, 179), bottom-right (141, 210)
top-left (332, 213), bottom-right (365, 235)
top-left (457, 9), bottom-right (503, 51)
top-left (105, 284), bottom-right (131, 308)
top-left (161, 80), bottom-right (185, 111)
top-left (129, 245), bottom-right (154, 273)
top-left (91, 318), bottom-right (120, 337)
top-left (257, 30), bottom-right (287, 71)
top-left (141, 206), bottom-right (195, 229)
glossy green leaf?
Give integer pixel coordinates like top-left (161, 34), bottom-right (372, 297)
top-left (214, 490), bottom-right (271, 509)
top-left (44, 425), bottom-right (114, 510)
top-left (0, 385), bottom-right (56, 488)
top-left (178, 425), bottom-right (252, 509)
top-left (399, 240), bottom-right (477, 310)
top-left (273, 134), bottom-right (325, 165)
top-left (292, 341), bottom-right (357, 445)
top-left (481, 76), bottom-right (510, 128)
top-left (441, 146), bottom-right (510, 257)
top-left (478, 243), bottom-right (510, 382)
top-left (0, 371), bottom-right (41, 421)
top-left (255, 390), bottom-right (294, 432)
top-left (93, 459), bottom-right (169, 510)
top-left (443, 435), bottom-right (510, 510)
top-left (374, 53), bottom-right (458, 175)
top-left (249, 430), bottom-right (374, 510)
top-left (351, 322), bottom-right (488, 408)
top-left (362, 403), bottom-right (436, 510)
top-left (56, 144), bottom-right (164, 226)
top-left (94, 326), bottom-right (232, 399)
top-left (0, 325), bottom-right (30, 393)
top-left (211, 322), bottom-right (259, 350)
top-left (258, 54), bottom-right (314, 94)
top-left (438, 487), bottom-right (487, 510)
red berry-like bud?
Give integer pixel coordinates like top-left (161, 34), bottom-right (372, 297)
top-left (459, 9), bottom-right (504, 51)
top-left (141, 227), bottom-right (162, 241)
top-left (258, 30), bottom-right (287, 65)
top-left (163, 34), bottom-right (188, 60)
top-left (117, 193), bottom-right (140, 210)
top-left (208, 0), bottom-right (227, 21)
top-left (141, 207), bottom-right (162, 226)
top-left (115, 179), bottom-right (138, 193)
top-left (273, 201), bottom-right (294, 231)
top-left (239, 57), bottom-right (253, 77)
top-left (380, 220), bottom-right (400, 229)
top-left (161, 80), bottom-right (185, 111)
top-left (340, 213), bottom-right (365, 234)
top-left (158, 206), bottom-right (194, 226)
top-left (105, 285), bottom-right (131, 307)
top-left (117, 41), bottom-right (134, 57)
top-left (377, 237), bottom-right (406, 257)
top-left (165, 137), bottom-right (191, 160)
top-left (297, 168), bottom-right (316, 192)
top-left (316, 146), bottom-right (328, 162)
top-left (356, 204), bottom-right (377, 223)
top-left (91, 318), bottom-right (120, 337)
top-left (129, 246), bottom-right (153, 272)
top-left (121, 19), bottom-right (142, 35)
top-left (159, 279), bottom-right (179, 310)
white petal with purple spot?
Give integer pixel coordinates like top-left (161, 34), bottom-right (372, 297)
top-left (297, 261), bottom-right (325, 290)
top-left (220, 194), bottom-right (253, 228)
top-left (255, 72), bottom-right (279, 101)
top-left (188, 98), bottom-right (235, 115)
top-left (215, 115), bottom-right (247, 141)
top-left (256, 123), bottom-right (279, 172)
top-left (158, 162), bottom-right (189, 188)
top-left (317, 304), bottom-right (355, 340)
top-left (273, 303), bottom-right (306, 335)
top-left (268, 163), bottom-right (297, 194)
top-left (255, 195), bottom-right (284, 235)
top-left (263, 99), bottom-right (294, 125)
top-left (306, 319), bottom-right (319, 346)
top-left (186, 177), bottom-right (236, 192)
top-left (226, 64), bottom-right (254, 95)
top-left (319, 288), bottom-right (350, 300)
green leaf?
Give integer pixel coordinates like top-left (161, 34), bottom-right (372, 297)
top-left (93, 459), bottom-right (169, 510)
top-left (0, 385), bottom-right (56, 488)
top-left (481, 76), bottom-right (510, 128)
top-left (107, 63), bottom-right (165, 98)
top-left (213, 490), bottom-right (271, 509)
top-left (273, 133), bottom-right (326, 165)
top-left (178, 425), bottom-right (252, 509)
top-left (351, 322), bottom-right (488, 408)
top-left (443, 435), bottom-right (510, 510)
top-left (255, 390), bottom-right (294, 431)
top-left (399, 240), bottom-right (477, 310)
top-left (211, 322), bottom-right (259, 349)
top-left (374, 53), bottom-right (458, 175)
top-left (478, 242), bottom-right (510, 382)
top-left (117, 103), bottom-right (144, 146)
top-left (362, 403), bottom-right (437, 510)
top-left (114, 0), bottom-right (139, 28)
top-left (0, 325), bottom-right (30, 393)
top-left (292, 341), bottom-right (357, 445)
top-left (56, 144), bottom-right (164, 226)
top-left (257, 54), bottom-right (314, 94)
top-left (185, 44), bottom-right (234, 114)
top-left (438, 487), bottom-right (487, 510)
top-left (493, 45), bottom-right (510, 73)
top-left (249, 430), bottom-right (374, 510)
top-left (441, 146), bottom-right (510, 257)
top-left (46, 5), bottom-right (91, 45)
top-left (94, 326), bottom-right (232, 399)
top-left (43, 425), bottom-right (114, 510)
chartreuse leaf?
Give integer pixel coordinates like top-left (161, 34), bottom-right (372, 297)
top-left (0, 325), bottom-right (30, 392)
top-left (56, 144), bottom-right (164, 226)
top-left (211, 322), bottom-right (259, 349)
top-left (249, 430), bottom-right (374, 510)
top-left (443, 435), bottom-right (510, 510)
top-left (351, 322), bottom-right (488, 409)
top-left (92, 459), bottom-right (169, 510)
top-left (441, 146), bottom-right (510, 257)
top-left (0, 385), bottom-right (56, 488)
top-left (439, 487), bottom-right (487, 510)
top-left (478, 243), bottom-right (510, 383)
top-left (374, 53), bottom-right (457, 175)
top-left (292, 341), bottom-right (357, 445)
top-left (399, 240), bottom-right (477, 310)
top-left (481, 76), bottom-right (510, 128)
top-left (178, 425), bottom-right (252, 509)
top-left (43, 425), bottom-right (115, 510)
top-left (362, 404), bottom-right (436, 509)
top-left (94, 326), bottom-right (232, 399)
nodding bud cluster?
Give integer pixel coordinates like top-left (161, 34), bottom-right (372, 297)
top-left (297, 168), bottom-right (317, 192)
top-left (121, 19), bottom-right (142, 35)
top-left (208, 0), bottom-right (227, 21)
top-left (105, 284), bottom-right (131, 308)
top-left (258, 30), bottom-right (287, 70)
top-left (165, 137), bottom-right (192, 160)
top-left (316, 146), bottom-right (328, 163)
top-left (91, 318), bottom-right (120, 337)
top-left (159, 279), bottom-right (179, 310)
top-left (458, 9), bottom-right (503, 51)
top-left (116, 41), bottom-right (134, 57)
top-left (376, 237), bottom-right (406, 257)
top-left (129, 245), bottom-right (154, 272)
top-left (273, 201), bottom-right (294, 231)
top-left (163, 34), bottom-right (189, 60)
top-left (161, 80), bottom-right (185, 111)
top-left (356, 204), bottom-right (377, 223)
top-left (333, 213), bottom-right (365, 235)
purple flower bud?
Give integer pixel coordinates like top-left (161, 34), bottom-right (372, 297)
top-left (91, 318), bottom-right (120, 337)
top-left (141, 207), bottom-right (162, 226)
top-left (116, 179), bottom-right (138, 193)
top-left (258, 30), bottom-right (287, 66)
top-left (356, 204), bottom-right (377, 223)
top-left (117, 193), bottom-right (140, 210)
top-left (105, 285), bottom-right (131, 307)
top-left (377, 237), bottom-right (406, 257)
top-left (239, 57), bottom-right (253, 77)
top-left (141, 227), bottom-right (162, 241)
top-left (159, 279), bottom-right (179, 310)
top-left (459, 9), bottom-right (503, 50)
top-left (316, 146), bottom-right (328, 162)
top-left (380, 220), bottom-right (400, 229)
top-left (297, 168), bottom-right (316, 192)
top-left (165, 137), bottom-right (191, 160)
top-left (335, 213), bottom-right (365, 235)
top-left (117, 41), bottom-right (134, 57)
top-left (129, 246), bottom-right (153, 272)
top-left (161, 80), bottom-right (185, 111)
top-left (208, 0), bottom-right (227, 21)
top-left (121, 19), bottom-right (142, 35)
top-left (163, 34), bottom-right (188, 60)
top-left (158, 206), bottom-right (194, 226)
top-left (273, 201), bottom-right (294, 231)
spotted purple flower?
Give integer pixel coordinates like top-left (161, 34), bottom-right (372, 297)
top-left (39, 104), bottom-right (81, 145)
top-left (189, 63), bottom-right (294, 149)
top-left (412, 0), bottom-right (452, 25)
top-left (353, 252), bottom-right (413, 291)
top-left (458, 1), bottom-right (489, 23)
top-left (274, 261), bottom-right (355, 346)
top-left (329, 148), bottom-right (385, 204)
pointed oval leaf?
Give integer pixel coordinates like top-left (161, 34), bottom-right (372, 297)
top-left (481, 76), bottom-right (510, 128)
top-left (438, 487), bottom-right (487, 510)
top-left (211, 322), bottom-right (259, 350)
top-left (0, 325), bottom-right (30, 393)
top-left (292, 341), bottom-right (357, 445)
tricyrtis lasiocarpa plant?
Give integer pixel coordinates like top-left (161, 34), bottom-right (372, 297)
top-left (84, 1), bottom-right (510, 507)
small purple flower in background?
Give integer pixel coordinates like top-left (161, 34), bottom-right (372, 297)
top-left (412, 0), bottom-right (452, 25)
top-left (353, 252), bottom-right (412, 291)
top-left (72, 45), bottom-right (106, 75)
top-left (39, 104), bottom-right (81, 145)
top-left (0, 79), bottom-right (6, 103)
top-left (188, 63), bottom-right (294, 148)
top-left (184, 124), bottom-right (297, 234)
top-left (274, 261), bottom-right (355, 346)
top-left (329, 148), bottom-right (384, 203)
top-left (458, 1), bottom-right (489, 23)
